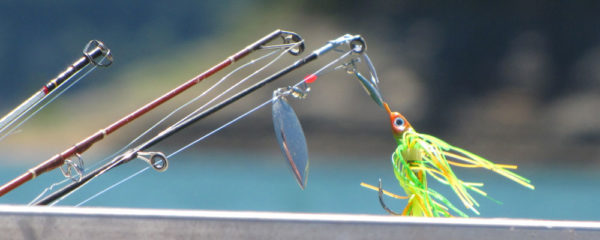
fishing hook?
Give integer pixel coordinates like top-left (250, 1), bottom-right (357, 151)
top-left (137, 151), bottom-right (169, 172)
top-left (59, 154), bottom-right (84, 182)
top-left (378, 178), bottom-right (402, 215)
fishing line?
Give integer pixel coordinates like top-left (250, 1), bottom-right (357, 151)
top-left (92, 46), bottom-right (288, 168)
top-left (33, 34), bottom-right (365, 206)
top-left (70, 99), bottom-right (273, 206)
top-left (28, 180), bottom-right (69, 205)
top-left (72, 49), bottom-right (354, 206)
top-left (87, 40), bottom-right (301, 167)
top-left (0, 30), bottom-right (305, 198)
top-left (49, 156), bottom-right (122, 206)
top-left (0, 65), bottom-right (99, 141)
top-left (75, 166), bottom-right (150, 207)
top-left (32, 45), bottom-right (294, 203)
top-left (170, 41), bottom-right (304, 129)
top-left (168, 47), bottom-right (351, 158)
top-left (71, 96), bottom-right (276, 206)
top-left (152, 47), bottom-right (287, 135)
top-left (11, 62), bottom-right (105, 204)
top-left (0, 40), bottom-right (112, 140)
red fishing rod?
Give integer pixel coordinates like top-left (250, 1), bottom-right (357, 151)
top-left (0, 29), bottom-right (304, 197)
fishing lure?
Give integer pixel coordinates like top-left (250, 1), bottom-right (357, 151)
top-left (362, 101), bottom-right (535, 217)
top-left (344, 51), bottom-right (535, 216)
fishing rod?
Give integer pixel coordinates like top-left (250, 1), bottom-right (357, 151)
top-left (0, 40), bottom-right (112, 139)
top-left (0, 29), bottom-right (304, 197)
top-left (33, 34), bottom-right (367, 206)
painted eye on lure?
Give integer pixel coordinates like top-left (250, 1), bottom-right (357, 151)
top-left (389, 112), bottom-right (410, 135)
top-left (394, 117), bottom-right (405, 130)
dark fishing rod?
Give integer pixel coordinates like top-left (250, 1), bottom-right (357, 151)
top-left (34, 34), bottom-right (366, 206)
top-left (0, 29), bottom-right (304, 197)
top-left (0, 40), bottom-right (112, 137)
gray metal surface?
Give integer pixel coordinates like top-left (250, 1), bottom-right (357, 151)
top-left (1, 205), bottom-right (599, 240)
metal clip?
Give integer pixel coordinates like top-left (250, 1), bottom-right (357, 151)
top-left (137, 151), bottom-right (169, 172)
top-left (336, 57), bottom-right (361, 74)
top-left (289, 82), bottom-right (310, 99)
top-left (60, 154), bottom-right (84, 182)
top-left (274, 82), bottom-right (310, 100)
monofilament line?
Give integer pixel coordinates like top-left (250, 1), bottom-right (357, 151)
top-left (73, 99), bottom-right (274, 206)
top-left (31, 46), bottom-right (293, 203)
top-left (75, 166), bottom-right (150, 207)
top-left (170, 41), bottom-right (304, 130)
top-left (89, 47), bottom-right (286, 170)
top-left (72, 49), bottom-right (354, 207)
top-left (0, 65), bottom-right (98, 141)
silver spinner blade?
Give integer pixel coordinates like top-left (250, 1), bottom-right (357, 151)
top-left (272, 92), bottom-right (309, 189)
top-left (355, 71), bottom-right (384, 109)
top-left (355, 53), bottom-right (385, 109)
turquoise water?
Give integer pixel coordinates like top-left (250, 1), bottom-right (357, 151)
top-left (0, 151), bottom-right (598, 221)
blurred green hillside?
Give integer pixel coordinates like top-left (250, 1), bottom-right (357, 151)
top-left (0, 0), bottom-right (599, 167)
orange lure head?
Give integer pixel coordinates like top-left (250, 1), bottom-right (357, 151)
top-left (383, 103), bottom-right (412, 139)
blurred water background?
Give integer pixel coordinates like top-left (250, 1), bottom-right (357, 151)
top-left (0, 1), bottom-right (599, 220)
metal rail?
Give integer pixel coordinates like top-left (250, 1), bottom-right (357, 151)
top-left (1, 205), bottom-right (599, 239)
